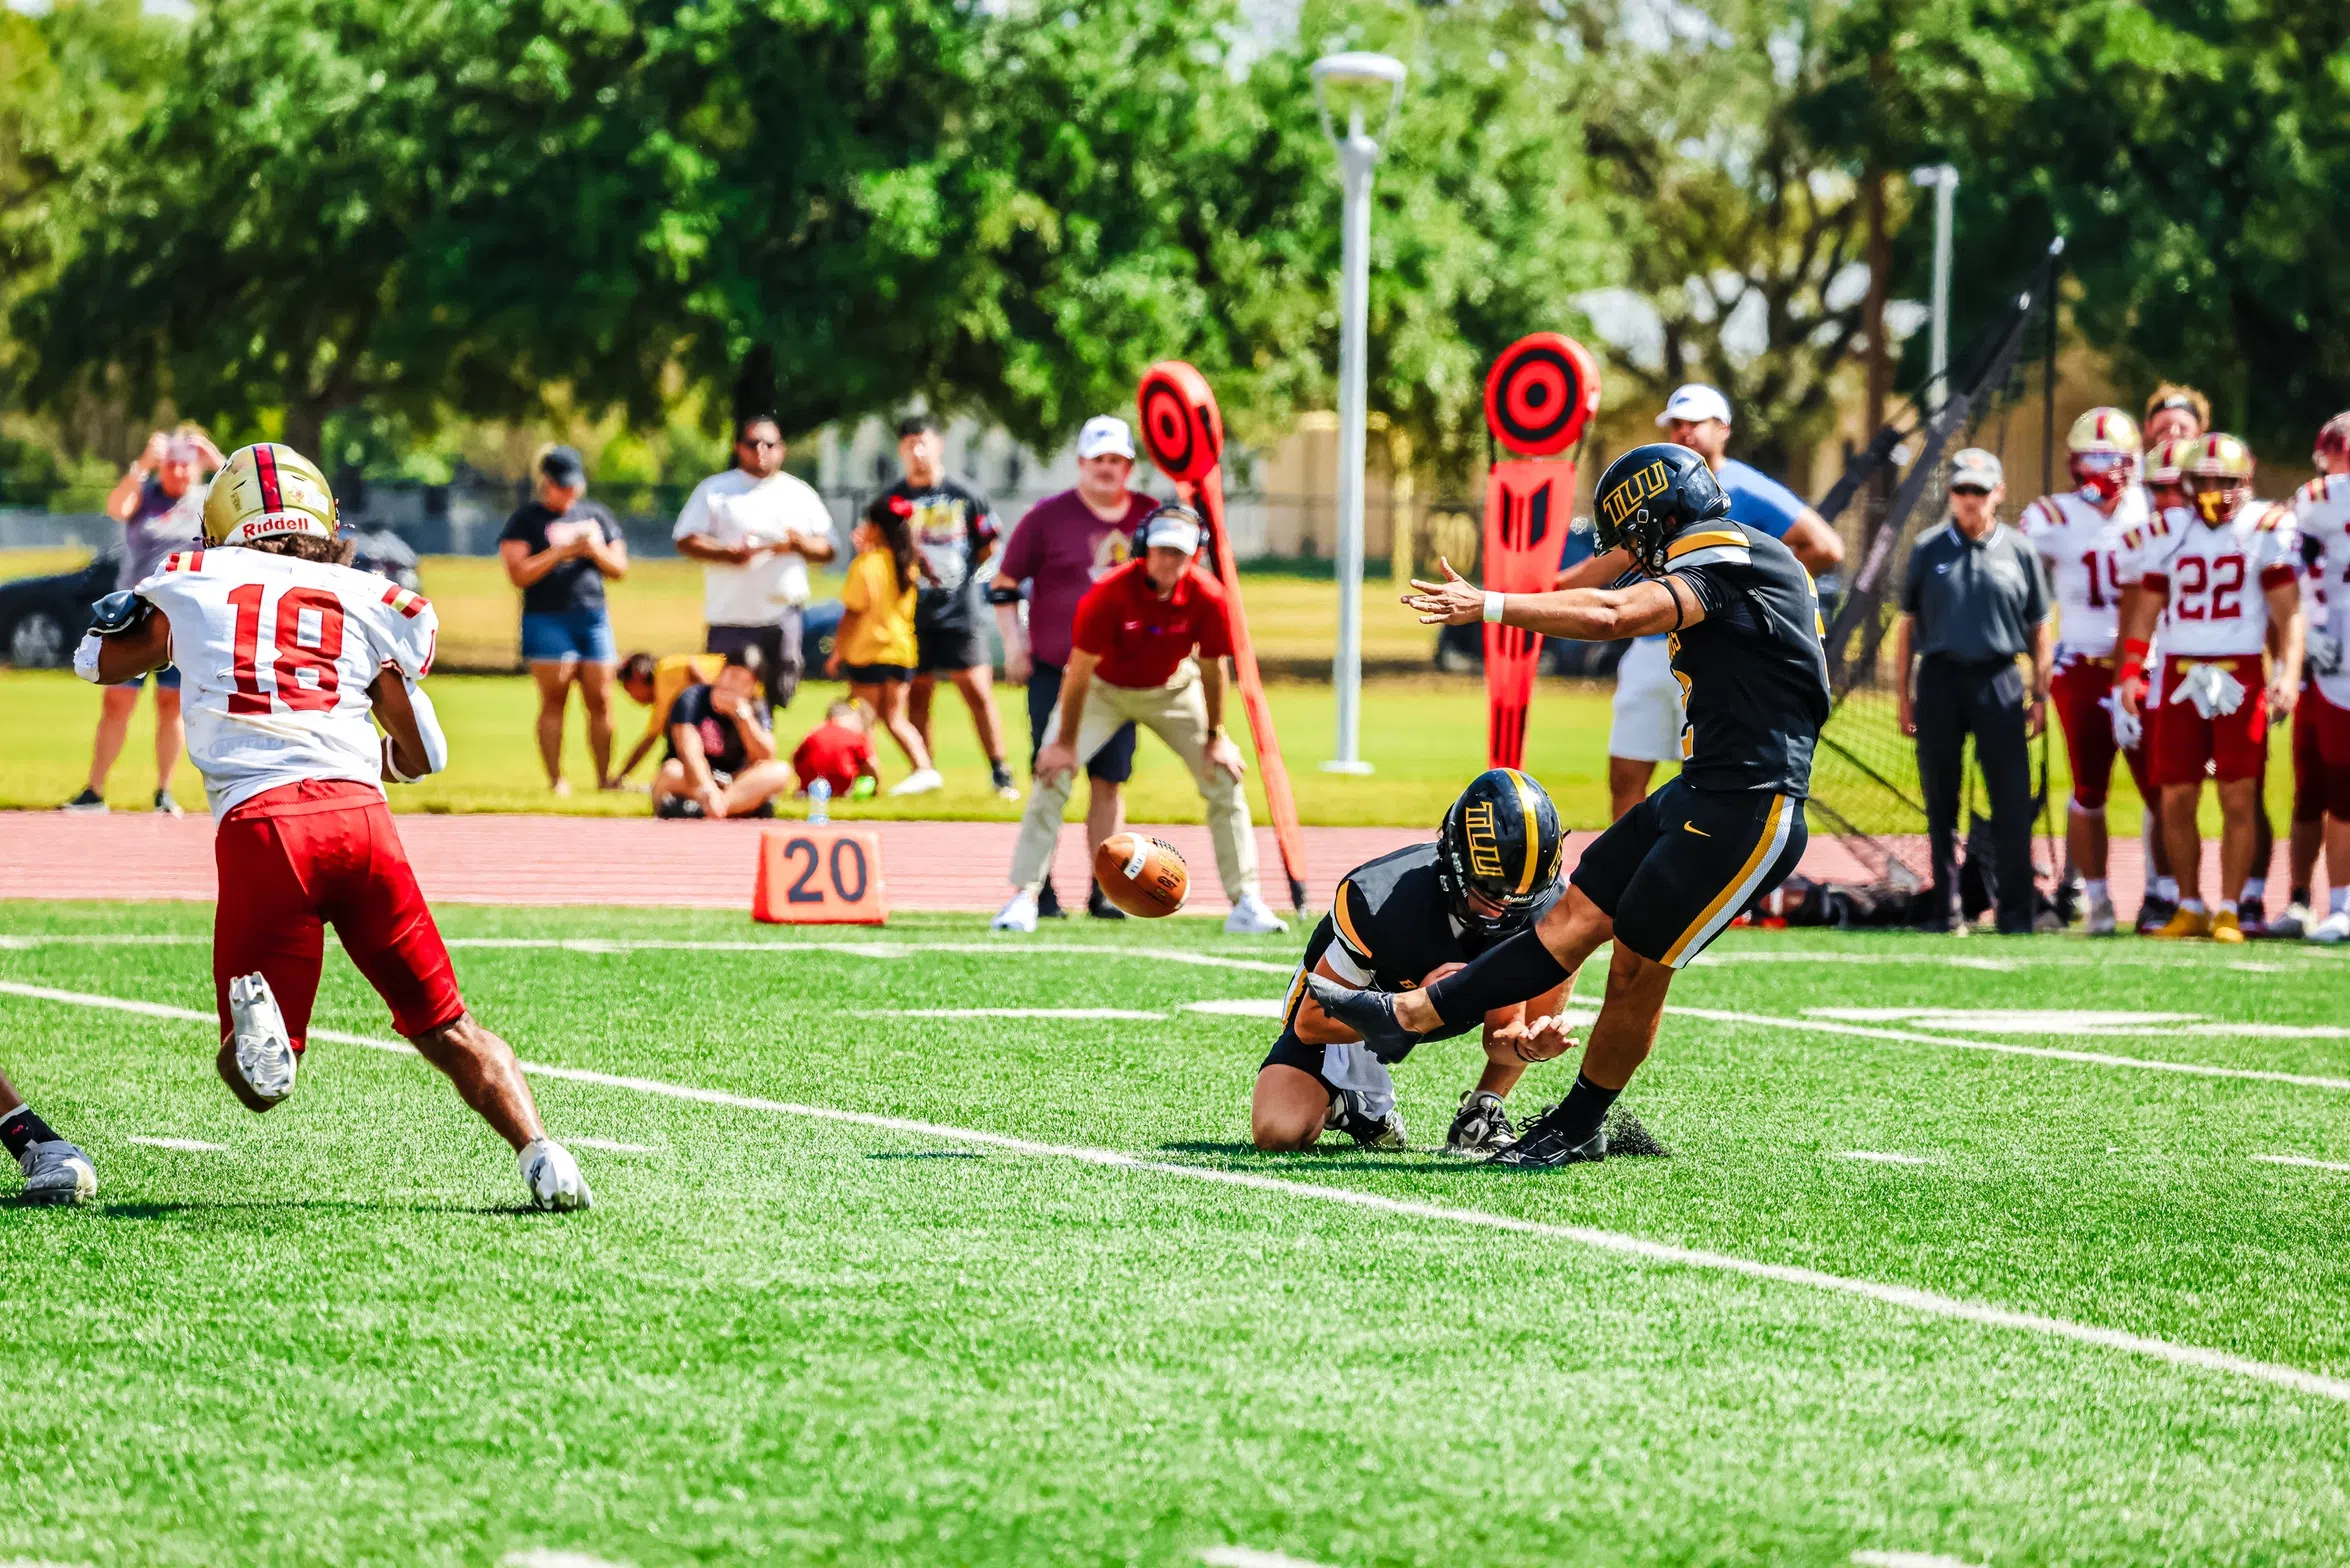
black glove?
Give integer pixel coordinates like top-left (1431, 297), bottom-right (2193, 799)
top-left (88, 590), bottom-right (154, 637)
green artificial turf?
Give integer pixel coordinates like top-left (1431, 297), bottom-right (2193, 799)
top-left (5, 902), bottom-right (2350, 1566)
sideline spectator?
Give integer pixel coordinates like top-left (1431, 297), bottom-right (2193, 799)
top-left (827, 494), bottom-right (941, 794)
top-left (792, 699), bottom-right (882, 801)
top-left (988, 414), bottom-right (1156, 918)
top-left (63, 426), bottom-right (221, 815)
top-left (613, 649), bottom-right (723, 784)
top-left (890, 416), bottom-right (1015, 798)
top-left (994, 504), bottom-right (1288, 937)
top-left (1893, 448), bottom-right (2055, 934)
top-left (653, 647), bottom-right (794, 819)
top-left (498, 445), bottom-right (628, 796)
top-left (1557, 384), bottom-right (1845, 821)
top-left (673, 413), bottom-right (836, 711)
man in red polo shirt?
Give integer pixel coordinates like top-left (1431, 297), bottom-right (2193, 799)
top-left (994, 505), bottom-right (1287, 935)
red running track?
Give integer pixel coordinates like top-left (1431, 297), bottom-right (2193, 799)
top-left (0, 808), bottom-right (2203, 917)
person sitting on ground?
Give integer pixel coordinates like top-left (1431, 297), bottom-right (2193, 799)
top-left (652, 646), bottom-right (796, 820)
top-left (792, 699), bottom-right (882, 802)
top-left (613, 649), bottom-right (724, 785)
top-left (826, 493), bottom-right (943, 795)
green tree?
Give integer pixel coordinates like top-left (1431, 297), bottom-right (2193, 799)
top-left (1809, 0), bottom-right (2350, 454)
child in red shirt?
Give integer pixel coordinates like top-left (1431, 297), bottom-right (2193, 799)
top-left (792, 700), bottom-right (881, 800)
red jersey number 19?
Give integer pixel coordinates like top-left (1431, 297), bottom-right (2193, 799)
top-left (227, 581), bottom-right (346, 714)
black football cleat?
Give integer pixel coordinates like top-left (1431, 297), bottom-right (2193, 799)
top-left (1302, 973), bottom-right (1420, 1064)
top-left (1483, 1106), bottom-right (1607, 1169)
top-left (1445, 1089), bottom-right (1517, 1156)
top-left (1324, 1090), bottom-right (1407, 1150)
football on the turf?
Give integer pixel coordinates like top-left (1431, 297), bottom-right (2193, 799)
top-left (1093, 833), bottom-right (1188, 917)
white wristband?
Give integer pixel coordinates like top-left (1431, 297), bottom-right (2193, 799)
top-left (72, 632), bottom-right (104, 684)
top-left (1482, 592), bottom-right (1505, 625)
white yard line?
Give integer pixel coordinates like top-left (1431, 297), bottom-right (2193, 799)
top-left (6, 980), bottom-right (2350, 1408)
top-left (1199, 1549), bottom-right (1339, 1568)
top-left (1836, 1151), bottom-right (1939, 1167)
top-left (124, 1135), bottom-right (230, 1153)
top-left (1851, 1553), bottom-right (1984, 1568)
top-left (2251, 1154), bottom-right (2350, 1174)
top-left (502, 1552), bottom-right (635, 1568)
top-left (857, 1007), bottom-right (1168, 1020)
top-left (1665, 1005), bottom-right (2350, 1093)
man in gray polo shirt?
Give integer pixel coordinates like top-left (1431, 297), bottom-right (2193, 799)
top-left (1893, 448), bottom-right (2055, 933)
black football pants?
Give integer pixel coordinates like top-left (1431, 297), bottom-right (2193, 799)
top-left (1915, 655), bottom-right (2036, 932)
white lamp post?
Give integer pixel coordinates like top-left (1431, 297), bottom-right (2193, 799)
top-left (1911, 163), bottom-right (1959, 411)
top-left (1312, 50), bottom-right (1405, 776)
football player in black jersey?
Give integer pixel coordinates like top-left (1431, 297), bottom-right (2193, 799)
top-left (1253, 770), bottom-right (1576, 1155)
top-left (1310, 443), bottom-right (1830, 1168)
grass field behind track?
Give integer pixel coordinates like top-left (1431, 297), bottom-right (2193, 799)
top-left (3, 903), bottom-right (2349, 1566)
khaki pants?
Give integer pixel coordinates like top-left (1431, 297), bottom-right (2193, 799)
top-left (1010, 662), bottom-right (1259, 902)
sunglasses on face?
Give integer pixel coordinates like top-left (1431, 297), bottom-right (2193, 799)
top-left (740, 437), bottom-right (782, 450)
top-left (1951, 484), bottom-right (1992, 497)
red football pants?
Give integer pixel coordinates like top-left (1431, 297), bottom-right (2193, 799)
top-left (212, 780), bottom-right (464, 1050)
top-left (2151, 655), bottom-right (2270, 787)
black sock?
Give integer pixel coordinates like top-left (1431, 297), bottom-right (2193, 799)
top-left (1424, 927), bottom-right (1571, 1027)
top-left (1544, 1073), bottom-right (1621, 1148)
top-left (2293, 885), bottom-right (2312, 907)
top-left (0, 1105), bottom-right (58, 1158)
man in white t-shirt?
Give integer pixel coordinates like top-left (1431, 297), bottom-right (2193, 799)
top-left (673, 413), bottom-right (838, 710)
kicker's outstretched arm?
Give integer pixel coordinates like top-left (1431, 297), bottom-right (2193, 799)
top-left (1403, 558), bottom-right (1706, 641)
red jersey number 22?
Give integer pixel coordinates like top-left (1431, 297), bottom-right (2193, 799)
top-left (227, 582), bottom-right (346, 714)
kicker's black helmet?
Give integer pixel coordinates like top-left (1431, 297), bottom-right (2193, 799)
top-left (1594, 442), bottom-right (1731, 576)
top-left (1437, 769), bottom-right (1565, 940)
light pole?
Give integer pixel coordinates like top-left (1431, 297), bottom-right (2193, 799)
top-left (1911, 163), bottom-right (1959, 411)
top-left (1312, 50), bottom-right (1405, 776)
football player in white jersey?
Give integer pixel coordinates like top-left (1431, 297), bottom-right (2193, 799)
top-left (72, 443), bottom-right (592, 1210)
top-left (2021, 407), bottom-right (2150, 933)
top-left (2290, 413), bottom-right (2350, 942)
top-left (2118, 437), bottom-right (2197, 930)
top-left (2115, 434), bottom-right (2305, 942)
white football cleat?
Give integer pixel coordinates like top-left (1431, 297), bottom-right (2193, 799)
top-left (2311, 911), bottom-right (2350, 945)
top-left (18, 1139), bottom-right (97, 1205)
top-left (519, 1138), bottom-right (592, 1211)
top-left (992, 890), bottom-right (1040, 933)
top-left (886, 768), bottom-right (944, 797)
top-left (2084, 895), bottom-right (2118, 936)
top-left (2269, 902), bottom-right (2312, 941)
top-left (228, 971), bottom-right (298, 1105)
top-left (1224, 893), bottom-right (1289, 936)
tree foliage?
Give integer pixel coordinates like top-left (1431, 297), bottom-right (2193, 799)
top-left (1808, 0), bottom-right (2350, 454)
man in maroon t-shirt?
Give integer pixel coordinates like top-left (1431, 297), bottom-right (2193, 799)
top-left (994, 506), bottom-right (1287, 936)
top-left (988, 414), bottom-right (1156, 918)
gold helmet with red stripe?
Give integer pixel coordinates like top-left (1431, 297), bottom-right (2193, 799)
top-left (201, 443), bottom-right (339, 547)
top-left (2066, 406), bottom-right (2140, 456)
top-left (2143, 437), bottom-right (2190, 486)
top-left (2181, 432), bottom-right (2254, 524)
top-left (2065, 407), bottom-right (2139, 501)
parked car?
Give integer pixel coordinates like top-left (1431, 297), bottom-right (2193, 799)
top-left (0, 550), bottom-right (117, 668)
top-left (348, 528), bottom-right (423, 592)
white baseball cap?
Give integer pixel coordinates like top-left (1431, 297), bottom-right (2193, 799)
top-left (1948, 448), bottom-right (2004, 490)
top-left (1655, 383), bottom-right (1734, 428)
top-left (1076, 415), bottom-right (1136, 461)
top-left (1141, 508), bottom-right (1202, 555)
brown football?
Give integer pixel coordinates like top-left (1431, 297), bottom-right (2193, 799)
top-left (1093, 833), bottom-right (1189, 918)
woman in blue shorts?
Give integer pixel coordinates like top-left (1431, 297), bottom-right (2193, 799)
top-left (499, 445), bottom-right (630, 795)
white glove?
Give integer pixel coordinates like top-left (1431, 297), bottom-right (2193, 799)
top-left (2310, 629), bottom-right (2344, 678)
top-left (2105, 692), bottom-right (2142, 750)
top-left (2172, 662), bottom-right (2245, 719)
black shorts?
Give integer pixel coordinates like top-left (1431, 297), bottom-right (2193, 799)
top-left (915, 587), bottom-right (991, 674)
top-left (706, 616), bottom-right (803, 710)
top-left (652, 769), bottom-right (777, 820)
top-left (842, 662), bottom-right (912, 685)
top-left (1027, 661), bottom-right (1137, 784)
top-left (1259, 968), bottom-right (1329, 1084)
top-left (1571, 777), bottom-right (1807, 968)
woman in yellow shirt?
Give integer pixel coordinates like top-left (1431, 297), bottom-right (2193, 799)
top-left (827, 494), bottom-right (940, 793)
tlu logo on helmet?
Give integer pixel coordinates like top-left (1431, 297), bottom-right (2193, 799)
top-left (1461, 800), bottom-right (1507, 880)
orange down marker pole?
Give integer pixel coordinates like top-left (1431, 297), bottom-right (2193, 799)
top-left (1137, 361), bottom-right (1312, 914)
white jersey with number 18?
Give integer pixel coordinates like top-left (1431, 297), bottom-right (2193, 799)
top-left (134, 545), bottom-right (439, 816)
top-left (2020, 486), bottom-right (2147, 659)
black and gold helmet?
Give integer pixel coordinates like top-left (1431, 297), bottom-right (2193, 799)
top-left (1437, 769), bottom-right (1565, 940)
top-left (1594, 442), bottom-right (1730, 576)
